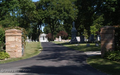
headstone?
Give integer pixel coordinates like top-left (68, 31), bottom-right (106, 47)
top-left (86, 44), bottom-right (90, 47)
top-left (59, 36), bottom-right (62, 41)
top-left (76, 36), bottom-right (80, 42)
top-left (70, 22), bottom-right (78, 43)
top-left (97, 35), bottom-right (101, 41)
top-left (90, 34), bottom-right (94, 42)
top-left (84, 37), bottom-right (88, 42)
top-left (54, 38), bottom-right (59, 41)
top-left (26, 36), bottom-right (30, 42)
top-left (95, 43), bottom-right (99, 46)
top-left (5, 29), bottom-right (23, 58)
top-left (100, 26), bottom-right (115, 57)
top-left (80, 35), bottom-right (84, 43)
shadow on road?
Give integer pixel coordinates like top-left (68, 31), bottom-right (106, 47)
top-left (18, 64), bottom-right (104, 75)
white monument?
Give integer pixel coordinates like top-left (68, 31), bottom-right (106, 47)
top-left (97, 35), bottom-right (101, 41)
top-left (59, 36), bottom-right (62, 41)
top-left (76, 36), bottom-right (80, 42)
top-left (39, 33), bottom-right (48, 42)
top-left (26, 36), bottom-right (31, 42)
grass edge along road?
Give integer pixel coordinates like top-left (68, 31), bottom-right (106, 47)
top-left (87, 56), bottom-right (120, 75)
top-left (52, 41), bottom-right (101, 51)
top-left (0, 42), bottom-right (42, 64)
top-left (52, 41), bottom-right (120, 75)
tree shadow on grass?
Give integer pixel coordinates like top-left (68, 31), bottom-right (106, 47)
top-left (87, 55), bottom-right (120, 75)
top-left (52, 42), bottom-right (101, 52)
top-left (53, 42), bottom-right (71, 45)
top-left (67, 45), bottom-right (101, 52)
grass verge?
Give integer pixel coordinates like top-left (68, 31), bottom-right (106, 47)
top-left (52, 41), bottom-right (120, 75)
top-left (52, 41), bottom-right (101, 51)
top-left (87, 56), bottom-right (120, 75)
top-left (0, 42), bottom-right (42, 64)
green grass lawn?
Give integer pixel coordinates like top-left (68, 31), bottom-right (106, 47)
top-left (52, 41), bottom-right (101, 51)
top-left (87, 56), bottom-right (120, 75)
top-left (52, 41), bottom-right (120, 75)
top-left (0, 42), bottom-right (42, 64)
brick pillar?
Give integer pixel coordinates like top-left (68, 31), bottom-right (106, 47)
top-left (5, 29), bottom-right (22, 58)
top-left (100, 26), bottom-right (115, 57)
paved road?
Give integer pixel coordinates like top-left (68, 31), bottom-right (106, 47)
top-left (0, 42), bottom-right (107, 75)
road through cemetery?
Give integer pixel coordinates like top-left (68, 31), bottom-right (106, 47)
top-left (0, 42), bottom-right (107, 75)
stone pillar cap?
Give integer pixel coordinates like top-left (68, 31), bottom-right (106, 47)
top-left (101, 26), bottom-right (115, 29)
top-left (5, 29), bottom-right (22, 33)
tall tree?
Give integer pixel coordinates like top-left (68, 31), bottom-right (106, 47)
top-left (101, 0), bottom-right (118, 25)
top-left (18, 0), bottom-right (36, 30)
top-left (74, 0), bottom-right (104, 35)
top-left (0, 0), bottom-right (20, 27)
top-left (37, 0), bottom-right (78, 40)
top-left (44, 24), bottom-right (65, 38)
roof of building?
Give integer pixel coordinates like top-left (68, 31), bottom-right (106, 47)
top-left (40, 33), bottom-right (47, 36)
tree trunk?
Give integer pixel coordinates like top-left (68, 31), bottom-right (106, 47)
top-left (50, 24), bottom-right (54, 41)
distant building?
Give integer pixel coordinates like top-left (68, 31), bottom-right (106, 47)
top-left (39, 33), bottom-right (48, 42)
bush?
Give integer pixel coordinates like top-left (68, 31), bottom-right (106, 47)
top-left (46, 33), bottom-right (54, 41)
top-left (105, 51), bottom-right (120, 61)
top-left (57, 31), bottom-right (68, 38)
top-left (68, 37), bottom-right (71, 40)
top-left (0, 51), bottom-right (10, 60)
top-left (0, 26), bottom-right (5, 50)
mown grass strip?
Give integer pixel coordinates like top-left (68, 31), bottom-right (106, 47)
top-left (52, 41), bottom-right (101, 51)
top-left (0, 42), bottom-right (42, 64)
top-left (87, 56), bottom-right (120, 75)
top-left (52, 41), bottom-right (120, 75)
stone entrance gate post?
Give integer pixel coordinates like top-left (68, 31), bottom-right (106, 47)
top-left (100, 26), bottom-right (115, 57)
top-left (5, 29), bottom-right (22, 58)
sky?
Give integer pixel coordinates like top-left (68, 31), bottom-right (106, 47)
top-left (32, 0), bottom-right (45, 32)
top-left (32, 0), bottom-right (39, 2)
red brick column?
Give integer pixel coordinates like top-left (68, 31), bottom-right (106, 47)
top-left (5, 29), bottom-right (22, 58)
top-left (100, 26), bottom-right (115, 57)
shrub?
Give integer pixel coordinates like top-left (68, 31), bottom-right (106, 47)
top-left (0, 26), bottom-right (5, 50)
top-left (46, 33), bottom-right (54, 41)
top-left (68, 37), bottom-right (71, 40)
top-left (0, 51), bottom-right (10, 60)
top-left (57, 31), bottom-right (68, 39)
top-left (105, 51), bottom-right (120, 61)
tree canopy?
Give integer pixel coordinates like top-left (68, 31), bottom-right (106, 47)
top-left (36, 0), bottom-right (78, 40)
top-left (0, 0), bottom-right (120, 41)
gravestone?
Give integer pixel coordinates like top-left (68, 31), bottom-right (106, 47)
top-left (26, 36), bottom-right (30, 42)
top-left (5, 29), bottom-right (23, 58)
top-left (84, 37), bottom-right (88, 42)
top-left (76, 36), bottom-right (80, 42)
top-left (80, 35), bottom-right (84, 43)
top-left (54, 38), bottom-right (59, 41)
top-left (59, 36), bottom-right (62, 41)
top-left (97, 35), bottom-right (101, 41)
top-left (90, 34), bottom-right (94, 42)
top-left (100, 26), bottom-right (115, 57)
top-left (70, 22), bottom-right (78, 43)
